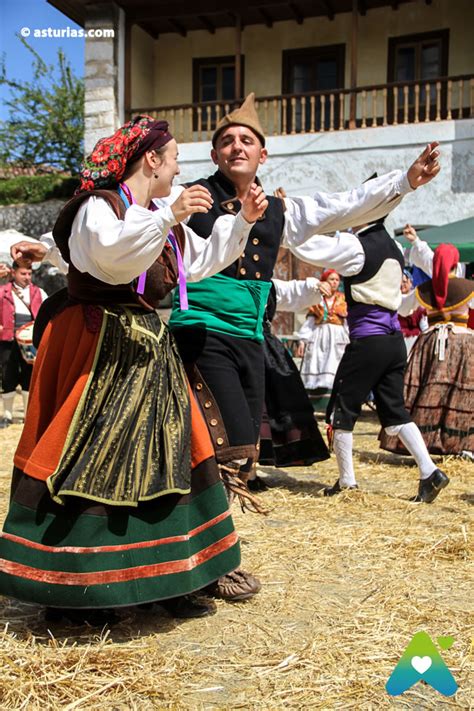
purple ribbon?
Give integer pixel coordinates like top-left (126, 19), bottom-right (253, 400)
top-left (148, 200), bottom-right (188, 311)
top-left (167, 230), bottom-right (188, 310)
top-left (119, 182), bottom-right (147, 295)
top-left (119, 183), bottom-right (188, 307)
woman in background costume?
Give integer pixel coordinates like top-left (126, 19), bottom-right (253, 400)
top-left (0, 116), bottom-right (266, 622)
top-left (297, 269), bottom-right (349, 407)
top-left (382, 242), bottom-right (473, 456)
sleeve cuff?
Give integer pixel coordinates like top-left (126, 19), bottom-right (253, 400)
top-left (397, 171), bottom-right (415, 195)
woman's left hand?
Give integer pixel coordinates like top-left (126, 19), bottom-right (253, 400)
top-left (241, 184), bottom-right (268, 223)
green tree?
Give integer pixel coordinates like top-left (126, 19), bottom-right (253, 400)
top-left (0, 37), bottom-right (84, 173)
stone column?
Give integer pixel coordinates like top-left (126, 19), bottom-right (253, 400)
top-left (84, 2), bottom-right (125, 154)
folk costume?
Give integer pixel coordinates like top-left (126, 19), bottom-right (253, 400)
top-left (290, 222), bottom-right (449, 502)
top-left (163, 94), bottom-right (415, 485)
top-left (0, 279), bottom-right (46, 426)
top-left (0, 116), bottom-right (257, 612)
top-left (382, 243), bottom-right (473, 455)
top-left (297, 269), bottom-right (349, 405)
top-left (259, 278), bottom-right (330, 468)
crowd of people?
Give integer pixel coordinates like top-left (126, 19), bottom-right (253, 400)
top-left (0, 93), bottom-right (471, 626)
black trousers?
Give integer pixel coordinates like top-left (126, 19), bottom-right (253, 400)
top-left (326, 331), bottom-right (412, 431)
top-left (173, 328), bottom-right (265, 462)
top-left (0, 340), bottom-right (33, 393)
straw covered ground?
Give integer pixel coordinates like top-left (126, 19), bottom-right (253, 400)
top-left (0, 410), bottom-right (472, 709)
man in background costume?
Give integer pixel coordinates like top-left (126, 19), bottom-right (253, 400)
top-left (0, 262), bottom-right (46, 427)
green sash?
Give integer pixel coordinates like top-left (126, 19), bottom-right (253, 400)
top-left (169, 273), bottom-right (272, 342)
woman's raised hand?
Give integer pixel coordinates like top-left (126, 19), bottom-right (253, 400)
top-left (241, 184), bottom-right (268, 223)
top-left (170, 185), bottom-right (213, 222)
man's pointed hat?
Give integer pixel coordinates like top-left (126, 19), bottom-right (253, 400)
top-left (212, 92), bottom-right (266, 147)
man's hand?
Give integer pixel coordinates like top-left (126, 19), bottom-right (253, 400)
top-left (0, 263), bottom-right (11, 280)
top-left (403, 224), bottom-right (419, 243)
top-left (407, 142), bottom-right (440, 189)
top-left (241, 184), bottom-right (268, 223)
top-left (170, 185), bottom-right (213, 222)
top-left (11, 240), bottom-right (47, 267)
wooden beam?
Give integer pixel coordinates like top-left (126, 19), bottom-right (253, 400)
top-left (349, 0), bottom-right (358, 128)
top-left (168, 18), bottom-right (187, 36)
top-left (289, 2), bottom-right (304, 24)
top-left (258, 7), bottom-right (273, 27)
top-left (235, 13), bottom-right (242, 100)
top-left (198, 15), bottom-right (215, 33)
top-left (128, 0), bottom-right (290, 23)
top-left (319, 0), bottom-right (335, 21)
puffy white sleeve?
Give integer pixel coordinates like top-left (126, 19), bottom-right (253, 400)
top-left (288, 231), bottom-right (365, 277)
top-left (273, 277), bottom-right (322, 312)
top-left (69, 197), bottom-right (177, 284)
top-left (409, 237), bottom-right (464, 277)
top-left (282, 170), bottom-right (412, 248)
top-left (40, 232), bottom-right (69, 274)
top-left (183, 213), bottom-right (254, 281)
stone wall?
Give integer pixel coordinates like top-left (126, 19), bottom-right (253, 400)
top-left (0, 200), bottom-right (65, 239)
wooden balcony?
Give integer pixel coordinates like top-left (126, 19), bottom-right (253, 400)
top-left (130, 74), bottom-right (474, 143)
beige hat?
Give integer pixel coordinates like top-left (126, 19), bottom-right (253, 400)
top-left (212, 92), bottom-right (266, 147)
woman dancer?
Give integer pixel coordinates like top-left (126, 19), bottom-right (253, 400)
top-left (0, 115), bottom-right (267, 622)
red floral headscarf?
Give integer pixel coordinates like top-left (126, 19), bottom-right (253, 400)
top-left (78, 115), bottom-right (173, 191)
top-left (432, 243), bottom-right (459, 309)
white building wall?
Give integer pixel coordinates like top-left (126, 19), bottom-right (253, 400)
top-left (175, 119), bottom-right (474, 235)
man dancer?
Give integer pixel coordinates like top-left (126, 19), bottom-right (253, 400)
top-left (290, 217), bottom-right (448, 503)
top-left (162, 94), bottom-right (441, 596)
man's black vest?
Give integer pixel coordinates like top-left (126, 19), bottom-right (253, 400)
top-left (186, 171), bottom-right (285, 282)
top-left (344, 223), bottom-right (404, 310)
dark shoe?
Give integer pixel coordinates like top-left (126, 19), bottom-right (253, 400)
top-left (410, 469), bottom-right (449, 503)
top-left (44, 607), bottom-right (120, 627)
top-left (0, 417), bottom-right (12, 429)
top-left (160, 595), bottom-right (215, 619)
top-left (247, 474), bottom-right (269, 492)
top-left (323, 480), bottom-right (359, 497)
top-left (204, 568), bottom-right (261, 601)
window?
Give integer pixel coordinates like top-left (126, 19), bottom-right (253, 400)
top-left (193, 56), bottom-right (245, 131)
top-left (388, 30), bottom-right (449, 120)
top-left (282, 45), bottom-right (345, 132)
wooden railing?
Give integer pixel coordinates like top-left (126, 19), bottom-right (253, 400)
top-left (130, 75), bottom-right (474, 143)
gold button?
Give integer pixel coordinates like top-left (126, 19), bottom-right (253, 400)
top-left (240, 267), bottom-right (246, 275)
top-left (196, 382), bottom-right (203, 391)
top-left (255, 272), bottom-right (261, 279)
top-left (216, 437), bottom-right (224, 445)
top-left (240, 252), bottom-right (245, 258)
top-left (252, 238), bottom-right (259, 245)
top-left (204, 400), bottom-right (212, 409)
top-left (226, 202), bottom-right (234, 210)
top-left (253, 254), bottom-right (260, 262)
top-left (210, 418), bottom-right (218, 426)
top-left (256, 443), bottom-right (260, 451)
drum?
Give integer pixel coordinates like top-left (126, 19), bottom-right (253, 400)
top-left (15, 321), bottom-right (37, 365)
